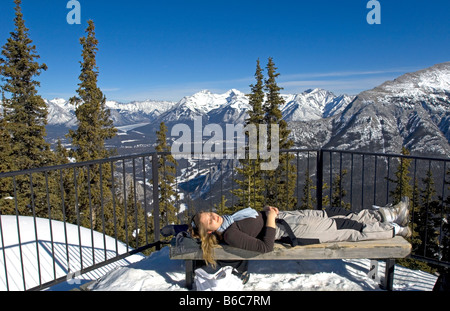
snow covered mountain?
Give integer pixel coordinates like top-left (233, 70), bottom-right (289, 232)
top-left (44, 98), bottom-right (177, 127)
top-left (282, 88), bottom-right (354, 121)
top-left (42, 88), bottom-right (352, 130)
top-left (6, 61), bottom-right (448, 158)
top-left (291, 61), bottom-right (450, 157)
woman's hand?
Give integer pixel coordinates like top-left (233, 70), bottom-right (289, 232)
top-left (264, 206), bottom-right (279, 217)
top-left (264, 206), bottom-right (279, 229)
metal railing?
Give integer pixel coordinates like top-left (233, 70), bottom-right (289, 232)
top-left (0, 149), bottom-right (449, 291)
top-left (0, 152), bottom-right (162, 291)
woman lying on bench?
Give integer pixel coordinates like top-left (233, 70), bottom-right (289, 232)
top-left (189, 199), bottom-right (411, 266)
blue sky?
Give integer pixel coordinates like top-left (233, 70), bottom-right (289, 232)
top-left (0, 0), bottom-right (449, 102)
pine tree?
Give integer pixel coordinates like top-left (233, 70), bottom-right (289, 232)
top-left (0, 0), bottom-right (57, 218)
top-left (300, 167), bottom-right (314, 210)
top-left (441, 168), bottom-right (450, 264)
top-left (233, 59), bottom-right (266, 211)
top-left (67, 20), bottom-right (117, 232)
top-left (125, 183), bottom-right (150, 250)
top-left (0, 0), bottom-right (53, 170)
top-left (155, 122), bottom-right (179, 226)
top-left (214, 195), bottom-right (233, 215)
top-left (389, 147), bottom-right (413, 203)
top-left (331, 170), bottom-right (351, 209)
top-left (0, 110), bottom-right (15, 214)
top-left (263, 57), bottom-right (296, 210)
top-left (68, 20), bottom-right (117, 162)
top-left (418, 169), bottom-right (440, 259)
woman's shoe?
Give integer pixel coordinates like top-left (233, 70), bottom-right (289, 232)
top-left (392, 223), bottom-right (412, 238)
top-left (378, 196), bottom-right (410, 227)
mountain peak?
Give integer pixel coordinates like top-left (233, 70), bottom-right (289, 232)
top-left (367, 61), bottom-right (450, 98)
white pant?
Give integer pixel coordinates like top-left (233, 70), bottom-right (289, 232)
top-left (275, 209), bottom-right (394, 243)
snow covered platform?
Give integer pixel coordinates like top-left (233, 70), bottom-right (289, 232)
top-left (170, 237), bottom-right (412, 291)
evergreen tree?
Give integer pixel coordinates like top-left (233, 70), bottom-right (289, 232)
top-left (331, 170), bottom-right (351, 210)
top-left (125, 183), bottom-right (150, 250)
top-left (67, 20), bottom-right (117, 232)
top-left (214, 195), bottom-right (233, 215)
top-left (68, 20), bottom-right (117, 162)
top-left (233, 59), bottom-right (266, 211)
top-left (410, 176), bottom-right (422, 249)
top-left (263, 58), bottom-right (296, 210)
top-left (0, 0), bottom-right (53, 170)
top-left (0, 0), bottom-right (57, 218)
top-left (389, 147), bottom-right (413, 203)
top-left (0, 110), bottom-right (15, 214)
top-left (300, 167), bottom-right (314, 210)
top-left (417, 169), bottom-right (440, 259)
top-left (155, 122), bottom-right (179, 226)
top-left (441, 168), bottom-right (450, 264)
top-left (397, 175), bottom-right (433, 272)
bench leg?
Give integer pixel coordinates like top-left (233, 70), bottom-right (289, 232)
top-left (186, 260), bottom-right (194, 290)
top-left (368, 260), bottom-right (380, 283)
top-left (381, 259), bottom-right (395, 291)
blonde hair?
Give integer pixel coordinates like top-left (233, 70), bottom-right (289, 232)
top-left (190, 212), bottom-right (219, 267)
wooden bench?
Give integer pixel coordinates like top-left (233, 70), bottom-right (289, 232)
top-left (170, 236), bottom-right (412, 291)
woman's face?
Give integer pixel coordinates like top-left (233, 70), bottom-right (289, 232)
top-left (199, 212), bottom-right (223, 233)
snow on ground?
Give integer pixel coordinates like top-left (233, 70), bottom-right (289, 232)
top-left (0, 215), bottom-right (438, 291)
top-left (0, 216), bottom-right (144, 291)
top-left (88, 246), bottom-right (438, 292)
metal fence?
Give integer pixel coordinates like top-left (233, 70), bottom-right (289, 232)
top-left (0, 149), bottom-right (449, 291)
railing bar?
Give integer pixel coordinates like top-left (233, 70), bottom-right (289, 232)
top-left (110, 161), bottom-right (119, 256)
top-left (285, 152), bottom-right (289, 210)
top-left (59, 169), bottom-right (71, 276)
top-left (231, 157), bottom-right (235, 208)
top-left (29, 173), bottom-right (42, 288)
top-left (0, 199), bottom-right (9, 291)
top-left (12, 176), bottom-right (26, 290)
top-left (423, 160), bottom-right (432, 257)
top-left (316, 150), bottom-right (323, 211)
top-left (73, 167), bottom-right (83, 271)
top-left (329, 152), bottom-right (332, 209)
top-left (400, 157), bottom-right (404, 198)
top-left (186, 158), bottom-right (192, 218)
top-left (220, 159), bottom-right (224, 211)
top-left (386, 157), bottom-right (391, 205)
top-left (122, 159), bottom-right (129, 252)
top-left (210, 160), bottom-right (213, 211)
top-left (339, 152), bottom-right (343, 209)
top-left (152, 153), bottom-right (160, 246)
top-left (87, 166), bottom-right (95, 266)
top-left (44, 171), bottom-right (57, 281)
top-left (361, 155), bottom-right (365, 211)
top-left (99, 164), bottom-right (107, 262)
top-left (350, 153), bottom-right (354, 210)
top-left (438, 161), bottom-right (447, 256)
top-left (373, 156), bottom-right (378, 206)
top-left (142, 156), bottom-right (149, 246)
top-left (301, 152), bottom-right (307, 210)
top-left (411, 159), bottom-right (418, 244)
top-left (252, 157), bottom-right (256, 210)
top-left (133, 158), bottom-right (139, 248)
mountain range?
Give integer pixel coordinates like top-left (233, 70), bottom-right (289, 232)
top-left (2, 62), bottom-right (449, 158)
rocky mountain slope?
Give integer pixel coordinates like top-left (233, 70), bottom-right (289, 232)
top-left (290, 62), bottom-right (450, 157)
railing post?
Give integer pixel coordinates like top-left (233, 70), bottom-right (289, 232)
top-left (316, 149), bottom-right (324, 210)
top-left (152, 153), bottom-right (161, 249)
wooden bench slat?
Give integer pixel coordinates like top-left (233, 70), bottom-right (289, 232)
top-left (170, 236), bottom-right (411, 261)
